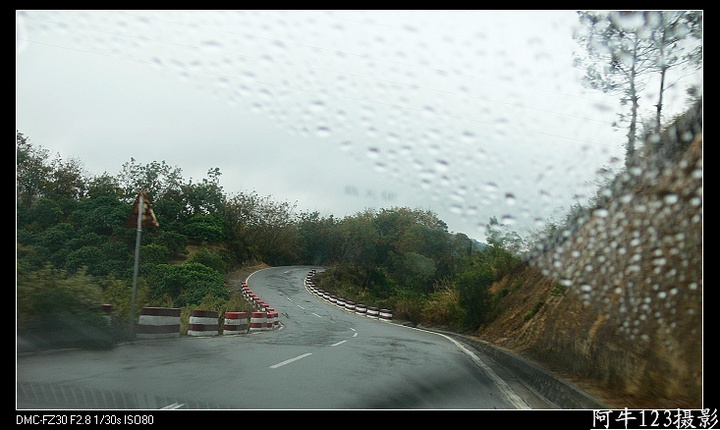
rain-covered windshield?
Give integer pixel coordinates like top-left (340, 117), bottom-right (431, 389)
top-left (17, 9), bottom-right (703, 417)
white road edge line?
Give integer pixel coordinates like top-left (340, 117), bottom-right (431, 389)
top-left (439, 333), bottom-right (530, 409)
top-left (298, 266), bottom-right (530, 408)
top-left (393, 323), bottom-right (530, 409)
top-left (270, 353), bottom-right (313, 369)
top-left (245, 267), bottom-right (272, 284)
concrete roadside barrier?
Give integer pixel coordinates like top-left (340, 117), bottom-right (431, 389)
top-left (136, 307), bottom-right (181, 339)
top-left (367, 306), bottom-right (379, 319)
top-left (100, 304), bottom-right (113, 325)
top-left (266, 308), bottom-right (276, 329)
top-left (223, 311), bottom-right (248, 335)
top-left (302, 271), bottom-right (393, 324)
top-left (188, 310), bottom-right (219, 337)
top-left (355, 303), bottom-right (367, 316)
top-left (250, 312), bottom-right (267, 332)
top-left (379, 308), bottom-right (393, 321)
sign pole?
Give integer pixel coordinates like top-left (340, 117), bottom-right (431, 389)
top-left (130, 192), bottom-right (144, 337)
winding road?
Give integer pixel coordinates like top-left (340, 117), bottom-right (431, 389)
top-left (16, 266), bottom-right (552, 409)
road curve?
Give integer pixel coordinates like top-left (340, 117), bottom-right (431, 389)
top-left (16, 265), bottom-right (548, 409)
top-left (243, 265), bottom-right (536, 408)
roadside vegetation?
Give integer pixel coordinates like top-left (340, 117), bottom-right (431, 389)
top-left (16, 9), bottom-right (703, 347)
top-left (16, 89), bottom-right (700, 350)
top-left (17, 11), bottom-right (701, 351)
top-left (16, 130), bottom-right (534, 349)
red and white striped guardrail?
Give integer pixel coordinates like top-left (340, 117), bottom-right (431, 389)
top-left (188, 310), bottom-right (219, 337)
top-left (367, 306), bottom-right (379, 319)
top-left (250, 311), bottom-right (267, 332)
top-left (100, 304), bottom-right (113, 325)
top-left (240, 273), bottom-right (280, 330)
top-left (266, 308), bottom-right (277, 329)
top-left (379, 308), bottom-right (393, 321)
top-left (133, 268), bottom-right (392, 342)
top-left (303, 270), bottom-right (392, 322)
top-left (355, 303), bottom-right (367, 316)
top-left (223, 311), bottom-right (248, 335)
top-left (136, 307), bottom-right (181, 339)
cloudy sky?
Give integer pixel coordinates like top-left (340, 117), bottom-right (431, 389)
top-left (16, 10), bottom-right (700, 241)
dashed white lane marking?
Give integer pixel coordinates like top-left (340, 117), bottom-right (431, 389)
top-left (331, 340), bottom-right (347, 347)
top-left (270, 353), bottom-right (313, 369)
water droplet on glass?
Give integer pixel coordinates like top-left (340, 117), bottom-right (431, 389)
top-left (663, 194), bottom-right (679, 205)
top-left (315, 126), bottom-right (331, 138)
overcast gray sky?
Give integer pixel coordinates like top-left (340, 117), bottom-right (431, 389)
top-left (16, 10), bottom-right (700, 241)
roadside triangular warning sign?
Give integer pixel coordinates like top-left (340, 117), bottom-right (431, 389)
top-left (125, 190), bottom-right (160, 229)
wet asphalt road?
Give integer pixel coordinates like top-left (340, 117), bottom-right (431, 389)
top-left (17, 266), bottom-right (549, 410)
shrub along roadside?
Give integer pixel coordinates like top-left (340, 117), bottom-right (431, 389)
top-left (141, 262), bottom-right (229, 307)
top-left (17, 265), bottom-right (114, 350)
top-left (17, 260), bottom-right (256, 350)
top-left (313, 242), bottom-right (521, 332)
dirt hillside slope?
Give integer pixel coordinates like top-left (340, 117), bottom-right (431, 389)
top-left (475, 108), bottom-right (702, 409)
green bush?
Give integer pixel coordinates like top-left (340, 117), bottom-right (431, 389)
top-left (493, 287), bottom-right (510, 305)
top-left (421, 280), bottom-right (465, 327)
top-left (189, 246), bottom-right (229, 273)
top-left (183, 214), bottom-right (227, 243)
top-left (141, 243), bottom-right (171, 265)
top-left (389, 289), bottom-right (426, 324)
top-left (17, 266), bottom-right (115, 350)
top-left (153, 230), bottom-right (189, 258)
top-left (143, 262), bottom-right (229, 307)
top-left (101, 277), bottom-right (149, 323)
top-left (455, 265), bottom-right (494, 329)
top-left (64, 245), bottom-right (104, 274)
top-left (523, 300), bottom-right (545, 321)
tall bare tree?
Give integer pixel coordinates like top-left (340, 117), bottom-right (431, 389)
top-left (644, 11), bottom-right (702, 134)
top-left (573, 11), bottom-right (702, 166)
top-left (574, 11), bottom-right (656, 166)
